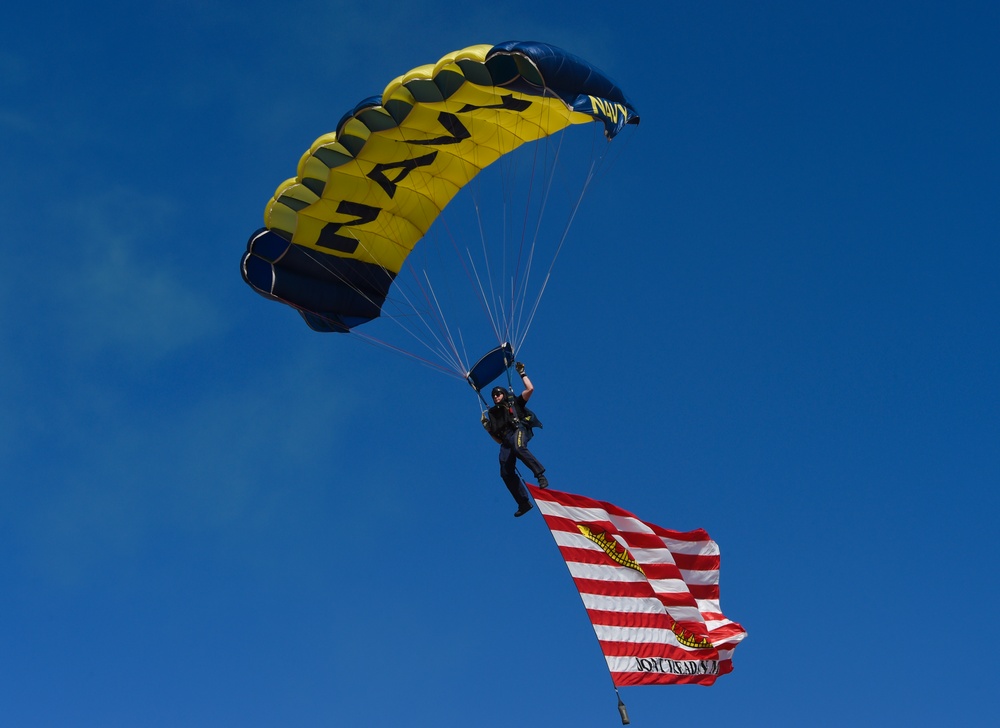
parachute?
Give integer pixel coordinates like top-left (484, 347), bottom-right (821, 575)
top-left (242, 41), bottom-right (638, 387)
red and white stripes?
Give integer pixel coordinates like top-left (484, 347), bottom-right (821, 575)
top-left (528, 485), bottom-right (746, 686)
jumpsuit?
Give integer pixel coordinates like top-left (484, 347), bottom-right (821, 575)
top-left (487, 394), bottom-right (545, 509)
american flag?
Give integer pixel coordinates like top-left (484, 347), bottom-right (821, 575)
top-left (528, 484), bottom-right (747, 686)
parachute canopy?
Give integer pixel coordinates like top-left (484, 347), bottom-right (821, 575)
top-left (242, 41), bottom-right (639, 334)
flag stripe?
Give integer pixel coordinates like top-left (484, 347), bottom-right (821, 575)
top-left (580, 593), bottom-right (669, 614)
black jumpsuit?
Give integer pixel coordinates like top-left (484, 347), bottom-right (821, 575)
top-left (486, 394), bottom-right (545, 509)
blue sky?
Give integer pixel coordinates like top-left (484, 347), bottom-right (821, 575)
top-left (3, 1), bottom-right (998, 726)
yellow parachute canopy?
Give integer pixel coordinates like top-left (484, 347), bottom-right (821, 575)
top-left (242, 41), bottom-right (637, 338)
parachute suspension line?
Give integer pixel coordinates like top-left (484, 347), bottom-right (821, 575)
top-left (497, 177), bottom-right (514, 345)
top-left (419, 166), bottom-right (516, 360)
top-left (455, 187), bottom-right (506, 345)
top-left (254, 246), bottom-right (463, 379)
top-left (348, 148), bottom-right (507, 383)
top-left (294, 229), bottom-right (468, 380)
top-left (509, 133), bottom-right (539, 343)
top-left (507, 133), bottom-right (543, 348)
top-left (511, 128), bottom-right (567, 347)
top-left (391, 264), bottom-right (473, 377)
top-left (380, 271), bottom-right (479, 382)
top-left (453, 327), bottom-right (477, 402)
top-left (502, 103), bottom-right (601, 355)
top-left (348, 249), bottom-right (458, 369)
top-left (417, 268), bottom-right (468, 376)
top-left (371, 206), bottom-right (473, 376)
top-left (346, 327), bottom-right (467, 380)
top-left (420, 166), bottom-right (509, 358)
top-left (508, 112), bottom-right (630, 354)
top-left (507, 276), bottom-right (516, 351)
top-left (488, 104), bottom-right (527, 348)
top-left (515, 153), bottom-right (600, 355)
top-left (473, 156), bottom-right (516, 348)
top-left (593, 117), bottom-right (639, 179)
top-left (465, 250), bottom-right (504, 344)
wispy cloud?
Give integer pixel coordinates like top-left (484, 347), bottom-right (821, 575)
top-left (51, 186), bottom-right (225, 363)
top-left (11, 346), bottom-right (363, 588)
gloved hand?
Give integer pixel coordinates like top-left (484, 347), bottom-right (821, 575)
top-left (515, 361), bottom-right (526, 376)
top-left (481, 413), bottom-right (490, 429)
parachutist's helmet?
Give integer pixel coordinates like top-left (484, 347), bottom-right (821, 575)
top-left (491, 386), bottom-right (507, 401)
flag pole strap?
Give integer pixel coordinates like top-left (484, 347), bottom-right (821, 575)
top-left (615, 686), bottom-right (630, 725)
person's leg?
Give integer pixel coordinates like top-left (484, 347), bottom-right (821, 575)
top-left (512, 427), bottom-right (547, 488)
top-left (499, 442), bottom-right (531, 512)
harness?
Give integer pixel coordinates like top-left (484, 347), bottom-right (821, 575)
top-left (495, 397), bottom-right (522, 437)
top-left (493, 393), bottom-right (540, 438)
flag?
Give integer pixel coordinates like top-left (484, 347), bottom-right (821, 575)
top-left (528, 484), bottom-right (747, 686)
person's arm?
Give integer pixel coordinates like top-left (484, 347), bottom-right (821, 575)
top-left (482, 409), bottom-right (502, 443)
top-left (516, 362), bottom-right (534, 402)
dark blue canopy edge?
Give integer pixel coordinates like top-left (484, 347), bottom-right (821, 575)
top-left (487, 40), bottom-right (640, 137)
top-left (241, 228), bottom-right (395, 332)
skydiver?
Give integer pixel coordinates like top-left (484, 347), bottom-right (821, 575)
top-left (481, 361), bottom-right (548, 517)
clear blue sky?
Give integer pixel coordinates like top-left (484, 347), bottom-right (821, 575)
top-left (3, 2), bottom-right (998, 726)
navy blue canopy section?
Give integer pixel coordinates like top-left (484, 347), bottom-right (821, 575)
top-left (241, 228), bottom-right (395, 333)
top-left (487, 40), bottom-right (640, 137)
top-left (466, 343), bottom-right (515, 391)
